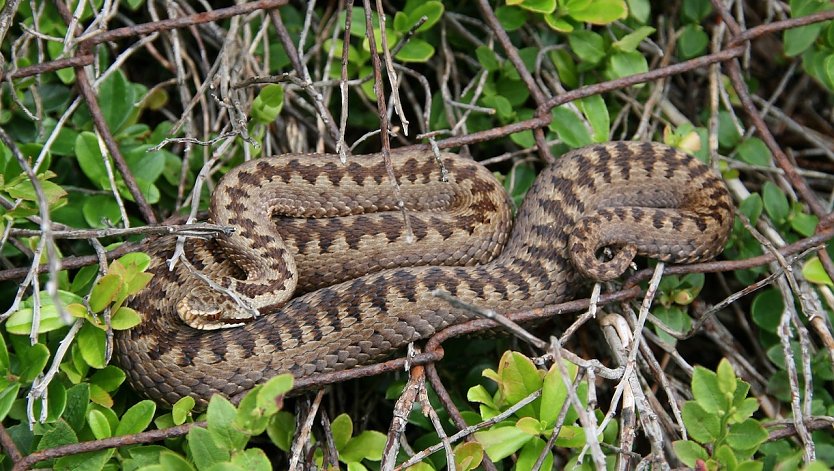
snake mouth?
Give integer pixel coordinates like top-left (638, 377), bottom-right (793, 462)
top-left (176, 285), bottom-right (261, 331)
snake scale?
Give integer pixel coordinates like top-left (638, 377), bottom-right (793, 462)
top-left (115, 141), bottom-right (734, 407)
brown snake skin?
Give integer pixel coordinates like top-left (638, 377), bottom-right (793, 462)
top-left (115, 142), bottom-right (734, 407)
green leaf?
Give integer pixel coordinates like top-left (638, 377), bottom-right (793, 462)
top-left (607, 51), bottom-right (649, 80)
top-left (577, 95), bottom-right (609, 142)
top-left (39, 380), bottom-right (67, 423)
top-left (231, 448), bottom-right (271, 471)
top-left (691, 366), bottom-right (726, 414)
top-left (550, 106), bottom-right (592, 148)
top-left (188, 426), bottom-right (230, 469)
top-left (554, 425), bottom-right (587, 448)
top-left (70, 265), bottom-right (99, 295)
top-left (715, 444), bottom-right (739, 469)
top-left (251, 84), bottom-right (284, 123)
top-left (727, 418), bottom-right (768, 451)
top-left (63, 383), bottom-right (90, 432)
top-left (393, 11), bottom-right (410, 33)
top-left (544, 13), bottom-right (575, 32)
top-left (88, 409), bottom-right (112, 439)
top-left (784, 0), bottom-right (832, 56)
top-left (681, 401), bottom-right (720, 443)
top-left (331, 413), bottom-right (353, 451)
top-left (803, 257), bottom-right (834, 287)
top-left (673, 439), bottom-right (709, 467)
top-left (207, 395), bottom-right (249, 452)
top-left (341, 430), bottom-right (386, 462)
top-left (20, 343), bottom-right (50, 382)
top-left (677, 24), bottom-right (709, 59)
top-left (503, 162), bottom-right (537, 208)
top-left (540, 362), bottom-right (576, 427)
top-left (496, 77), bottom-right (530, 106)
top-left (234, 386), bottom-right (269, 435)
top-left (481, 95), bottom-right (513, 121)
top-left (90, 384), bottom-right (112, 409)
top-left (202, 463), bottom-right (244, 471)
top-left (474, 425), bottom-right (534, 461)
top-left (750, 289), bottom-right (785, 334)
top-left (717, 110), bottom-right (741, 148)
top-left (496, 6), bottom-right (527, 31)
top-left (159, 451), bottom-right (196, 471)
top-left (823, 54), bottom-right (834, 89)
top-left (37, 419), bottom-right (78, 450)
top-left (798, 462), bottom-right (830, 471)
top-left (0, 334), bottom-right (8, 372)
top-left (110, 306), bottom-right (142, 330)
top-left (255, 374), bottom-right (293, 416)
top-left (98, 71), bottom-right (136, 132)
top-left (126, 177), bottom-right (161, 204)
top-left (123, 146), bottom-right (166, 184)
top-left (790, 206), bottom-right (818, 237)
top-left (515, 416), bottom-right (543, 435)
top-left (516, 437), bottom-right (554, 471)
top-left (125, 273), bottom-right (153, 299)
top-left (802, 50), bottom-right (834, 90)
top-left (6, 303), bottom-right (72, 335)
top-left (496, 351), bottom-right (542, 413)
top-left (77, 321), bottom-right (107, 368)
top-left (454, 441), bottom-right (484, 471)
top-left (6, 178), bottom-right (67, 207)
top-left (155, 412), bottom-right (175, 431)
top-left (173, 396), bottom-right (196, 426)
top-left (254, 84), bottom-right (284, 109)
top-left (0, 383), bottom-right (21, 422)
top-left (266, 411), bottom-right (295, 452)
top-left (549, 49), bottom-right (578, 88)
top-left (736, 137), bottom-right (772, 166)
top-left (89, 273), bottom-right (124, 313)
top-left (407, 1), bottom-right (444, 32)
top-left (395, 39), bottom-right (435, 62)
top-left (115, 400), bottom-right (156, 436)
top-left (55, 449), bottom-right (114, 470)
top-left (651, 305), bottom-right (691, 345)
top-left (119, 252), bottom-right (152, 272)
top-left (510, 129), bottom-right (536, 154)
top-left (627, 0), bottom-right (650, 22)
top-left (762, 181), bottom-right (790, 223)
top-left (716, 359), bottom-right (737, 396)
top-left (515, 0), bottom-right (556, 14)
top-left (732, 397), bottom-right (760, 422)
top-left (568, 30), bottom-right (606, 64)
top-left (467, 384), bottom-right (498, 410)
top-left (682, 0), bottom-right (712, 22)
top-left (74, 131), bottom-right (109, 189)
top-left (566, 0), bottom-right (627, 24)
top-left (738, 194), bottom-right (763, 225)
top-left (82, 194), bottom-right (124, 228)
top-left (613, 26), bottom-right (656, 52)
top-left (402, 463), bottom-right (434, 471)
top-left (90, 366), bottom-right (126, 392)
top-left (476, 46), bottom-right (501, 72)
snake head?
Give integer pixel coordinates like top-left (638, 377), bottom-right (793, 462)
top-left (176, 285), bottom-right (257, 330)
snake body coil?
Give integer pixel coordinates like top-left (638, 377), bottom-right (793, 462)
top-left (116, 142), bottom-right (734, 407)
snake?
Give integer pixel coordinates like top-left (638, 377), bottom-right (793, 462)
top-left (115, 141), bottom-right (734, 407)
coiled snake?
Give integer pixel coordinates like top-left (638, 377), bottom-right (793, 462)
top-left (115, 142), bottom-right (734, 407)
